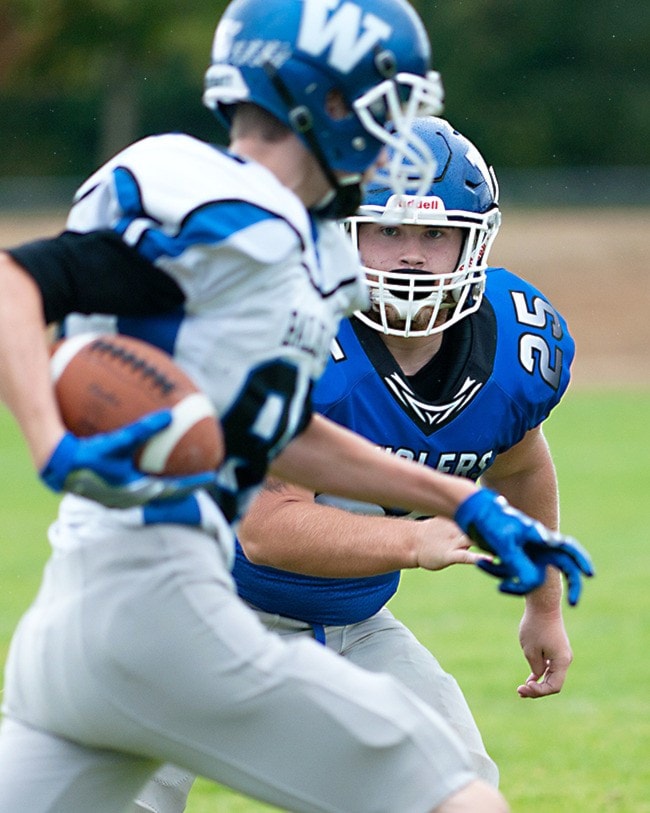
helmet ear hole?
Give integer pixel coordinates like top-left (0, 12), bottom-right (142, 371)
top-left (325, 90), bottom-right (350, 122)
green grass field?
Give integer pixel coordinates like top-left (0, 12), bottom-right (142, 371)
top-left (1, 388), bottom-right (649, 812)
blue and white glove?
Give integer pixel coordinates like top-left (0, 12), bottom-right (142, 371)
top-left (455, 489), bottom-right (594, 606)
top-left (40, 410), bottom-right (216, 509)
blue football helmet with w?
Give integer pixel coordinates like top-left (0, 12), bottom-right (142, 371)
top-left (203, 0), bottom-right (444, 216)
top-left (346, 116), bottom-right (502, 336)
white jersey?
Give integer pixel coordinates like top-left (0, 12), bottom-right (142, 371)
top-left (58, 133), bottom-right (368, 535)
top-left (65, 133), bottom-right (367, 416)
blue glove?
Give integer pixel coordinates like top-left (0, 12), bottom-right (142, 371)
top-left (455, 489), bottom-right (594, 606)
top-left (40, 410), bottom-right (216, 509)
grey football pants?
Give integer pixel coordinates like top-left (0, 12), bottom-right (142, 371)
top-left (0, 519), bottom-right (475, 813)
top-left (135, 605), bottom-right (497, 812)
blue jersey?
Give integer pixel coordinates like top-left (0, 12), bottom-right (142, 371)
top-left (233, 267), bottom-right (574, 624)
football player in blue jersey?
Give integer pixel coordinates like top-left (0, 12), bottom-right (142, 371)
top-left (229, 115), bottom-right (579, 791)
top-left (131, 117), bottom-right (588, 812)
top-left (0, 0), bottom-right (591, 808)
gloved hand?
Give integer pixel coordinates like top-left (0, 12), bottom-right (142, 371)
top-left (40, 410), bottom-right (216, 509)
top-left (455, 489), bottom-right (594, 606)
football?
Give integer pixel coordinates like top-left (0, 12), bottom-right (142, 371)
top-left (50, 333), bottom-right (223, 476)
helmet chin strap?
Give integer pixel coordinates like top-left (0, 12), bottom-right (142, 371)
top-left (263, 62), bottom-right (365, 219)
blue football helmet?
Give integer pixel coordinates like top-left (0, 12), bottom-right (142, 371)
top-left (346, 116), bottom-right (502, 336)
top-left (203, 0), bottom-right (444, 214)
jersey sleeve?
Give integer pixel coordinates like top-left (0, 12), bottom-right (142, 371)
top-left (7, 230), bottom-right (184, 324)
top-left (488, 267), bottom-right (575, 434)
top-left (64, 134), bottom-right (306, 309)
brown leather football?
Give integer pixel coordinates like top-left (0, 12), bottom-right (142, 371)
top-left (50, 333), bottom-right (223, 476)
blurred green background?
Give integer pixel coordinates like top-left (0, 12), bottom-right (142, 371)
top-left (1, 0), bottom-right (649, 206)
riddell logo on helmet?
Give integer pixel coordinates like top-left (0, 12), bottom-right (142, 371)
top-left (386, 195), bottom-right (445, 210)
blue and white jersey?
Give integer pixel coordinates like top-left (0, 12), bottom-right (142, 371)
top-left (64, 134), bottom-right (367, 414)
top-left (233, 267), bottom-right (574, 624)
top-left (35, 133), bottom-right (367, 530)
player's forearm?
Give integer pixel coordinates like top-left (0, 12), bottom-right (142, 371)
top-left (483, 465), bottom-right (559, 533)
top-left (239, 482), bottom-right (422, 575)
top-left (271, 413), bottom-right (477, 521)
top-left (0, 253), bottom-right (65, 468)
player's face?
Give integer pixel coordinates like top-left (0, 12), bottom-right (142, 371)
top-left (357, 223), bottom-right (465, 332)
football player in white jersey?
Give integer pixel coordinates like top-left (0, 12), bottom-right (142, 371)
top-left (0, 0), bottom-right (592, 810)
